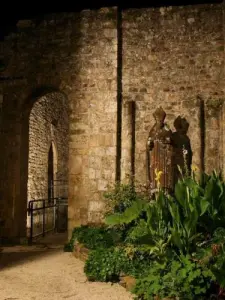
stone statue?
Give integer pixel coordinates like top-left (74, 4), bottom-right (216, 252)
top-left (172, 116), bottom-right (193, 183)
top-left (146, 107), bottom-right (174, 194)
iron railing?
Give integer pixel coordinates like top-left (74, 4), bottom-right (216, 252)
top-left (27, 197), bottom-right (67, 244)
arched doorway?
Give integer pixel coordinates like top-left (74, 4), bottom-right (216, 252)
top-left (26, 91), bottom-right (69, 241)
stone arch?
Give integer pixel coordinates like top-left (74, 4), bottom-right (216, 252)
top-left (27, 89), bottom-right (68, 200)
top-left (19, 87), bottom-right (68, 239)
top-left (22, 86), bottom-right (66, 114)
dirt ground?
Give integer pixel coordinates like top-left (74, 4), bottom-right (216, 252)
top-left (0, 234), bottom-right (133, 300)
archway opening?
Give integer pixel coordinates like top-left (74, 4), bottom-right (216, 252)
top-left (26, 91), bottom-right (69, 242)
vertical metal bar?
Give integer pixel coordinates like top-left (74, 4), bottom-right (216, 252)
top-left (53, 197), bottom-right (56, 233)
top-left (29, 202), bottom-right (33, 245)
top-left (43, 200), bottom-right (45, 237)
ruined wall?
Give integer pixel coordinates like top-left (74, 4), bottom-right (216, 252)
top-left (28, 92), bottom-right (68, 200)
top-left (121, 3), bottom-right (225, 183)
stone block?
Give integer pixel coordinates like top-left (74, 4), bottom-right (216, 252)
top-left (88, 168), bottom-right (96, 179)
top-left (69, 155), bottom-right (83, 175)
top-left (88, 200), bottom-right (104, 212)
top-left (98, 179), bottom-right (108, 191)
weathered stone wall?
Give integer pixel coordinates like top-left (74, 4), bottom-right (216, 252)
top-left (28, 92), bottom-right (68, 200)
top-left (0, 3), bottom-right (225, 241)
top-left (68, 8), bottom-right (118, 232)
top-left (0, 7), bottom-right (118, 240)
top-left (121, 3), bottom-right (225, 183)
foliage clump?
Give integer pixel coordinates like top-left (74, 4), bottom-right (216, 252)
top-left (66, 170), bottom-right (225, 299)
top-left (64, 224), bottom-right (122, 251)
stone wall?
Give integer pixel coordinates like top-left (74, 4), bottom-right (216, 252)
top-left (0, 3), bottom-right (225, 241)
top-left (68, 8), bottom-right (118, 231)
top-left (0, 7), bottom-right (118, 239)
top-left (121, 3), bottom-right (225, 183)
top-left (28, 92), bottom-right (68, 200)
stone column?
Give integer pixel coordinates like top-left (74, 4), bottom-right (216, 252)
top-left (0, 96), bottom-right (27, 241)
top-left (220, 102), bottom-right (225, 177)
top-left (121, 101), bottom-right (135, 183)
top-left (204, 100), bottom-right (223, 174)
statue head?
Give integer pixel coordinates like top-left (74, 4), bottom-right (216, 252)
top-left (153, 106), bottom-right (166, 128)
top-left (174, 116), bottom-right (189, 134)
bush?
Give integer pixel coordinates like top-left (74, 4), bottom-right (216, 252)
top-left (84, 247), bottom-right (129, 282)
top-left (133, 255), bottom-right (215, 300)
top-left (104, 181), bottom-right (148, 215)
top-left (64, 225), bottom-right (122, 252)
top-left (69, 170), bottom-right (225, 299)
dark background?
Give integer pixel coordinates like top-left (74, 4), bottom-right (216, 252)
top-left (0, 0), bottom-right (223, 39)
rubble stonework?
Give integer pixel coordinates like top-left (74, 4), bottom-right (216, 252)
top-left (121, 4), bottom-right (225, 183)
top-left (28, 92), bottom-right (69, 200)
top-left (0, 3), bottom-right (224, 240)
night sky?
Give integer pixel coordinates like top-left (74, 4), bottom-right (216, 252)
top-left (0, 0), bottom-right (222, 40)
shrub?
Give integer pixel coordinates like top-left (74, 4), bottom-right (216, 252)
top-left (84, 247), bottom-right (129, 282)
top-left (133, 255), bottom-right (215, 300)
top-left (64, 225), bottom-right (122, 252)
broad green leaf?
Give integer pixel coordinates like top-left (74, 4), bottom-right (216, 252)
top-left (199, 198), bottom-right (210, 216)
top-left (105, 199), bottom-right (145, 225)
top-left (175, 181), bottom-right (187, 207)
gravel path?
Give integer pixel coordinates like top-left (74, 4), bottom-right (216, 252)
top-left (0, 245), bottom-right (133, 300)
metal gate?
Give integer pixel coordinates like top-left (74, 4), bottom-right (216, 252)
top-left (27, 180), bottom-right (68, 244)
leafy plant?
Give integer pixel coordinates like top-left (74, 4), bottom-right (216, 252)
top-left (167, 171), bottom-right (225, 254)
top-left (64, 225), bottom-right (122, 252)
top-left (199, 171), bottom-right (225, 234)
top-left (194, 227), bottom-right (225, 293)
top-left (167, 177), bottom-right (205, 254)
top-left (105, 199), bottom-right (146, 226)
top-left (84, 247), bottom-right (129, 282)
top-left (105, 192), bottom-right (171, 260)
top-left (84, 245), bottom-right (153, 282)
top-left (133, 255), bottom-right (215, 300)
top-left (104, 182), bottom-right (138, 215)
top-left (72, 170), bottom-right (225, 299)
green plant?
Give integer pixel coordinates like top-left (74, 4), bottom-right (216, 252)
top-left (121, 244), bottom-right (157, 278)
top-left (84, 247), bottom-right (129, 282)
top-left (167, 176), bottom-right (205, 254)
top-left (104, 181), bottom-right (149, 215)
top-left (199, 171), bottom-right (225, 234)
top-left (84, 245), bottom-right (153, 282)
top-left (64, 231), bottom-right (77, 252)
top-left (105, 172), bottom-right (225, 256)
top-left (81, 171), bottom-right (225, 299)
top-left (64, 225), bottom-right (122, 252)
top-left (105, 194), bottom-right (171, 260)
top-left (194, 227), bottom-right (225, 291)
top-left (167, 170), bottom-right (225, 254)
top-left (133, 255), bottom-right (215, 300)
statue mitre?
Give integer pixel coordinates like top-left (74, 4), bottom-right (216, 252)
top-left (153, 106), bottom-right (166, 122)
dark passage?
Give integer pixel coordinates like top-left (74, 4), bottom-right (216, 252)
top-left (48, 144), bottom-right (54, 201)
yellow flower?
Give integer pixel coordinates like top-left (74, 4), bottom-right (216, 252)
top-left (155, 168), bottom-right (163, 188)
top-left (191, 164), bottom-right (199, 172)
